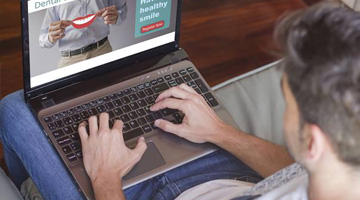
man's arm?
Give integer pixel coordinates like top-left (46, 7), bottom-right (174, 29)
top-left (151, 84), bottom-right (294, 178)
top-left (78, 113), bottom-right (147, 200)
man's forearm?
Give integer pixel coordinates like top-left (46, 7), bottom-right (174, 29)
top-left (92, 176), bottom-right (125, 200)
top-left (210, 124), bottom-right (295, 178)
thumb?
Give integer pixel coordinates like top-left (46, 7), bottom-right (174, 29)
top-left (155, 119), bottom-right (181, 135)
top-left (132, 137), bottom-right (147, 160)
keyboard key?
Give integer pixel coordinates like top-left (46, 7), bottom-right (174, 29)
top-left (89, 101), bottom-right (97, 107)
top-left (66, 153), bottom-right (77, 162)
top-left (137, 84), bottom-right (145, 90)
top-left (80, 111), bottom-right (90, 119)
top-left (57, 136), bottom-right (71, 146)
top-left (151, 79), bottom-right (158, 85)
top-left (123, 89), bottom-right (131, 95)
top-left (63, 126), bottom-right (74, 134)
top-left (113, 108), bottom-right (123, 116)
top-left (173, 112), bottom-right (184, 123)
top-left (67, 109), bottom-right (74, 115)
top-left (137, 91), bottom-right (146, 99)
top-left (130, 87), bottom-right (137, 93)
top-left (151, 122), bottom-right (158, 130)
top-left (137, 117), bottom-right (147, 125)
top-left (120, 114), bottom-right (130, 123)
top-left (48, 123), bottom-right (56, 131)
top-left (152, 83), bottom-right (169, 93)
top-left (72, 123), bottom-right (80, 131)
top-left (44, 116), bottom-right (52, 123)
top-left (63, 117), bottom-right (73, 125)
top-left (142, 125), bottom-right (152, 133)
top-left (60, 112), bottom-right (68, 118)
top-left (52, 130), bottom-right (65, 138)
top-left (129, 94), bottom-right (138, 101)
top-left (121, 96), bottom-right (130, 104)
top-left (187, 67), bottom-right (194, 72)
top-left (172, 72), bottom-right (179, 78)
top-left (168, 80), bottom-right (177, 87)
top-left (128, 111), bottom-right (138, 120)
top-left (52, 114), bottom-right (60, 121)
top-left (183, 75), bottom-right (192, 82)
top-left (175, 77), bottom-right (185, 85)
top-left (102, 96), bottom-right (111, 103)
top-left (144, 82), bottom-right (151, 88)
top-left (136, 108), bottom-right (146, 116)
top-left (54, 120), bottom-right (65, 128)
top-left (74, 106), bottom-right (82, 113)
top-left (137, 99), bottom-right (147, 107)
top-left (76, 151), bottom-right (83, 158)
top-left (121, 105), bottom-right (131, 113)
top-left (190, 72), bottom-right (199, 79)
top-left (187, 81), bottom-right (196, 88)
top-left (145, 97), bottom-right (155, 104)
top-left (123, 123), bottom-right (131, 132)
top-left (105, 102), bottom-right (115, 110)
top-left (88, 108), bottom-right (98, 116)
top-left (70, 133), bottom-right (80, 141)
top-left (62, 145), bottom-right (72, 154)
top-left (153, 94), bottom-right (159, 100)
top-left (160, 108), bottom-right (177, 116)
top-left (144, 88), bottom-right (154, 96)
top-left (195, 88), bottom-right (201, 94)
top-left (117, 91), bottom-right (124, 98)
top-left (179, 69), bottom-right (187, 75)
top-left (123, 128), bottom-right (144, 141)
top-left (81, 103), bottom-right (90, 110)
top-left (153, 111), bottom-right (162, 119)
top-left (204, 93), bottom-right (219, 107)
top-left (165, 75), bottom-right (172, 80)
top-left (195, 79), bottom-right (209, 93)
top-left (108, 111), bottom-right (115, 119)
top-left (144, 106), bottom-right (151, 113)
top-left (113, 99), bottom-right (123, 107)
top-left (129, 120), bottom-right (139, 129)
top-left (109, 93), bottom-right (118, 100)
top-left (130, 102), bottom-right (139, 110)
top-left (145, 114), bottom-right (155, 122)
top-left (96, 105), bottom-right (107, 113)
top-left (157, 77), bottom-right (164, 83)
top-left (70, 142), bottom-right (81, 150)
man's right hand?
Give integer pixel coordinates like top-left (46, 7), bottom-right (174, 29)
top-left (150, 84), bottom-right (229, 144)
top-left (48, 20), bottom-right (71, 44)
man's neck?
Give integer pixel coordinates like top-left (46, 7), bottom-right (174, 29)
top-left (308, 160), bottom-right (360, 200)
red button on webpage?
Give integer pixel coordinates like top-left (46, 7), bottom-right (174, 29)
top-left (141, 21), bottom-right (165, 33)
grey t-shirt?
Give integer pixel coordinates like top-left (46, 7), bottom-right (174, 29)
top-left (176, 163), bottom-right (308, 200)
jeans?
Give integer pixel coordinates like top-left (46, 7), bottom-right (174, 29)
top-left (0, 91), bottom-right (263, 200)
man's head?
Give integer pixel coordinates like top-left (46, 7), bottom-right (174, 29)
top-left (276, 3), bottom-right (360, 171)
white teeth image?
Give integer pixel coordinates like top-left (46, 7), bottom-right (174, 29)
top-left (73, 15), bottom-right (95, 25)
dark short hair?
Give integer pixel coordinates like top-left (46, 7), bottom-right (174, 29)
top-left (275, 3), bottom-right (360, 166)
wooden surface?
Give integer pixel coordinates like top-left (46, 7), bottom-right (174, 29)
top-left (0, 0), bottom-right (307, 172)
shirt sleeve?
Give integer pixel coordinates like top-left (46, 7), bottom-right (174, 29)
top-left (39, 7), bottom-right (59, 49)
top-left (111, 0), bottom-right (127, 26)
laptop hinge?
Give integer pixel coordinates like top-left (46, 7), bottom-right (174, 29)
top-left (169, 53), bottom-right (181, 64)
top-left (40, 95), bottom-right (55, 109)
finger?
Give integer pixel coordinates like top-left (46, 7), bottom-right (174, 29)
top-left (154, 119), bottom-right (183, 135)
top-left (78, 121), bottom-right (88, 145)
top-left (150, 98), bottom-right (186, 112)
top-left (96, 8), bottom-right (106, 17)
top-left (51, 29), bottom-right (64, 37)
top-left (99, 113), bottom-right (110, 131)
top-left (132, 137), bottom-right (147, 160)
top-left (104, 15), bottom-right (117, 22)
top-left (155, 86), bottom-right (197, 103)
top-left (88, 115), bottom-right (98, 134)
top-left (51, 34), bottom-right (65, 42)
top-left (112, 120), bottom-right (124, 137)
top-left (178, 83), bottom-right (198, 95)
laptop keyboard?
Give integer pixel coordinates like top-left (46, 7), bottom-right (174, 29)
top-left (43, 67), bottom-right (219, 164)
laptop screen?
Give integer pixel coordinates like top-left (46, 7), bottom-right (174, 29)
top-left (27, 0), bottom-right (178, 88)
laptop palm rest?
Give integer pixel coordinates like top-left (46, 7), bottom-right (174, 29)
top-left (123, 142), bottom-right (166, 181)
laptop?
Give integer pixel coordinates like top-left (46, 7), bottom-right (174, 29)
top-left (21, 0), bottom-right (238, 199)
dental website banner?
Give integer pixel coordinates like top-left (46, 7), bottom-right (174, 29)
top-left (28, 0), bottom-right (76, 13)
top-left (135, 0), bottom-right (172, 38)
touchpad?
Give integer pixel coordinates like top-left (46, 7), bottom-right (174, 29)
top-left (123, 142), bottom-right (166, 181)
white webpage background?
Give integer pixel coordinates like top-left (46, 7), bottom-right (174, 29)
top-left (30, 32), bottom-right (175, 88)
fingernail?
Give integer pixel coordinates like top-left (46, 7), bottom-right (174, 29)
top-left (150, 106), bottom-right (154, 111)
top-left (154, 120), bottom-right (159, 127)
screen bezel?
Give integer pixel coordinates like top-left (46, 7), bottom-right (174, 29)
top-left (21, 0), bottom-right (182, 100)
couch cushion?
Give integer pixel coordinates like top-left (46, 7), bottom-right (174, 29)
top-left (0, 168), bottom-right (23, 200)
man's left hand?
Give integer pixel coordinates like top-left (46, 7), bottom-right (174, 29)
top-left (96, 5), bottom-right (119, 25)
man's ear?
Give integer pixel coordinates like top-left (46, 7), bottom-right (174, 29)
top-left (305, 125), bottom-right (327, 162)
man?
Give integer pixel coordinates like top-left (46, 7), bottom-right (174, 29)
top-left (39, 0), bottom-right (127, 68)
top-left (1, 2), bottom-right (360, 200)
